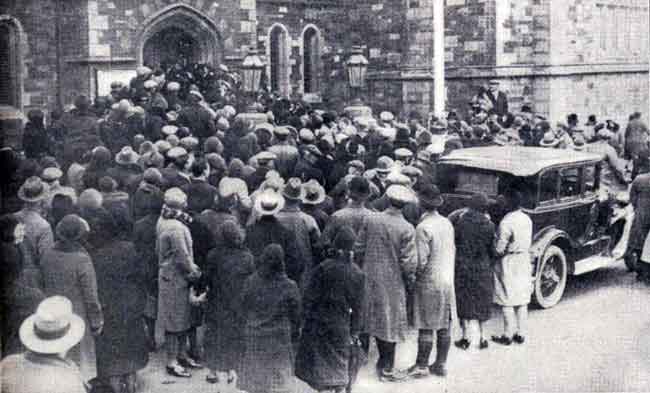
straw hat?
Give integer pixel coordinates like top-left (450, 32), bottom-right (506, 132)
top-left (254, 190), bottom-right (285, 217)
top-left (19, 296), bottom-right (85, 354)
top-left (301, 179), bottom-right (326, 205)
top-left (18, 176), bottom-right (50, 203)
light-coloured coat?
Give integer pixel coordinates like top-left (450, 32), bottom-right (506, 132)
top-left (493, 209), bottom-right (533, 306)
top-left (412, 211), bottom-right (457, 330)
top-left (155, 216), bottom-right (198, 336)
top-left (0, 352), bottom-right (86, 393)
top-left (355, 208), bottom-right (417, 342)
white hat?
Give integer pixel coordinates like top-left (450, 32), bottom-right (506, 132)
top-left (386, 184), bottom-right (416, 204)
top-left (253, 190), bottom-right (285, 216)
top-left (143, 80), bottom-right (157, 90)
top-left (385, 171), bottom-right (411, 186)
top-left (188, 90), bottom-right (204, 101)
top-left (161, 125), bottom-right (178, 136)
top-left (380, 111), bottom-right (395, 122)
top-left (164, 187), bottom-right (187, 208)
top-left (41, 167), bottom-right (63, 181)
top-left (167, 146), bottom-right (188, 159)
top-left (136, 66), bottom-right (152, 77)
top-left (167, 82), bottom-right (181, 91)
top-left (19, 296), bottom-right (85, 354)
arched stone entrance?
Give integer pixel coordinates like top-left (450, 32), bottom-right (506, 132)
top-left (138, 4), bottom-right (222, 68)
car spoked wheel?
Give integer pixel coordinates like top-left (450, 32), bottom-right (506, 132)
top-left (534, 245), bottom-right (568, 309)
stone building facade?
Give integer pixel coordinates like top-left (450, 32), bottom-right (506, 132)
top-left (0, 0), bottom-right (648, 144)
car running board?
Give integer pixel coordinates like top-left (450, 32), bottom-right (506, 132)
top-left (572, 254), bottom-right (622, 276)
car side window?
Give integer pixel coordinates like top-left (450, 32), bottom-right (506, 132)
top-left (539, 170), bottom-right (559, 203)
top-left (583, 164), bottom-right (599, 194)
top-left (560, 167), bottom-right (581, 199)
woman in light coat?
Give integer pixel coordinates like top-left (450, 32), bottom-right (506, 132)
top-left (492, 189), bottom-right (533, 346)
top-left (155, 188), bottom-right (201, 378)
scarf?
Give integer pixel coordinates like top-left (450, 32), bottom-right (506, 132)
top-left (161, 204), bottom-right (193, 226)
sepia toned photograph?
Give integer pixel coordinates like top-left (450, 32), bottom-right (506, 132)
top-left (0, 0), bottom-right (649, 392)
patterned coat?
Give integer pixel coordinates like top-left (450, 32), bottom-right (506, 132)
top-left (238, 272), bottom-right (302, 393)
top-left (412, 211), bottom-right (457, 330)
top-left (40, 242), bottom-right (103, 380)
top-left (276, 206), bottom-right (321, 287)
top-left (355, 208), bottom-right (417, 342)
top-left (155, 216), bottom-right (198, 334)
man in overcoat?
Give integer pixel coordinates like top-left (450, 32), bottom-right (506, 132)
top-left (407, 184), bottom-right (456, 378)
top-left (355, 184), bottom-right (417, 382)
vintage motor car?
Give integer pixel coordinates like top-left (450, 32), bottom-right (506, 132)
top-left (437, 146), bottom-right (633, 308)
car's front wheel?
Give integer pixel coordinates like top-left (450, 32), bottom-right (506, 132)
top-left (533, 245), bottom-right (568, 309)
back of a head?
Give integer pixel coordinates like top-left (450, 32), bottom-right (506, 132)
top-left (228, 158), bottom-right (245, 179)
top-left (260, 243), bottom-right (285, 278)
top-left (191, 158), bottom-right (208, 178)
top-left (222, 220), bottom-right (245, 248)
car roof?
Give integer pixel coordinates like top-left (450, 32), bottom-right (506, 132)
top-left (439, 146), bottom-right (602, 177)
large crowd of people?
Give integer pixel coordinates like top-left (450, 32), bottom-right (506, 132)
top-left (0, 63), bottom-right (649, 393)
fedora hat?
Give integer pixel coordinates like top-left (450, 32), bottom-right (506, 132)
top-left (302, 179), bottom-right (326, 205)
top-left (18, 176), bottom-right (50, 203)
top-left (283, 178), bottom-right (305, 201)
top-left (419, 183), bottom-right (444, 208)
top-left (55, 214), bottom-right (90, 242)
top-left (254, 190), bottom-right (285, 217)
top-left (19, 296), bottom-right (85, 354)
top-left (348, 175), bottom-right (371, 199)
top-left (115, 146), bottom-right (140, 165)
top-left (539, 131), bottom-right (559, 147)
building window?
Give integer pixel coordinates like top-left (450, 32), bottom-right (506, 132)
top-left (0, 20), bottom-right (21, 108)
top-left (302, 26), bottom-right (321, 94)
top-left (269, 24), bottom-right (290, 97)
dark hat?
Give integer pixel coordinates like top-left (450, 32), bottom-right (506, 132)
top-left (283, 178), bottom-right (305, 201)
top-left (468, 192), bottom-right (490, 211)
top-left (348, 175), bottom-right (371, 199)
top-left (419, 183), bottom-right (444, 209)
top-left (333, 225), bottom-right (357, 251)
top-left (521, 103), bottom-right (533, 113)
top-left (586, 114), bottom-right (597, 126)
top-left (98, 176), bottom-right (117, 193)
top-left (567, 113), bottom-right (579, 124)
top-left (56, 214), bottom-right (89, 242)
top-left (18, 176), bottom-right (50, 203)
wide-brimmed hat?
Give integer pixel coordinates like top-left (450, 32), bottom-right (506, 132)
top-left (419, 184), bottom-right (444, 208)
top-left (254, 190), bottom-right (285, 216)
top-left (348, 175), bottom-right (371, 199)
top-left (283, 178), bottom-right (305, 201)
top-left (41, 167), bottom-right (63, 182)
top-left (115, 146), bottom-right (140, 165)
top-left (380, 111), bottom-right (394, 122)
top-left (539, 131), bottom-right (560, 147)
top-left (18, 176), bottom-right (50, 203)
top-left (302, 179), bottom-right (326, 205)
top-left (166, 82), bottom-right (180, 91)
top-left (19, 296), bottom-right (85, 354)
top-left (254, 151), bottom-right (277, 163)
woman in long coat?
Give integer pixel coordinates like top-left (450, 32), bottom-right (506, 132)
top-left (238, 244), bottom-right (302, 393)
top-left (40, 214), bottom-right (104, 381)
top-left (295, 226), bottom-right (366, 393)
top-left (451, 193), bottom-right (495, 350)
top-left (155, 188), bottom-right (201, 378)
top-left (91, 212), bottom-right (148, 393)
top-left (204, 221), bottom-right (255, 382)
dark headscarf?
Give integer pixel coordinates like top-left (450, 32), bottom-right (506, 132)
top-left (258, 243), bottom-right (286, 279)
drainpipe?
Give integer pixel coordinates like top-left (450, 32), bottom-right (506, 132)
top-left (55, 0), bottom-right (63, 110)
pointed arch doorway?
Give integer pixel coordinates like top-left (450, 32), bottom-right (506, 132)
top-left (138, 4), bottom-right (223, 68)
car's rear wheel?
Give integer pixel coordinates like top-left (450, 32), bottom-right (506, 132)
top-left (534, 245), bottom-right (568, 309)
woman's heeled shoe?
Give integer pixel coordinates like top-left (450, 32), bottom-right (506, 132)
top-left (166, 364), bottom-right (191, 378)
top-left (491, 335), bottom-right (512, 346)
top-left (513, 334), bottom-right (525, 344)
top-left (479, 339), bottom-right (489, 349)
top-left (454, 338), bottom-right (470, 350)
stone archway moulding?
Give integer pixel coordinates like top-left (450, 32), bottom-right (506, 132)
top-left (266, 23), bottom-right (291, 97)
top-left (299, 24), bottom-right (322, 94)
top-left (137, 4), bottom-right (223, 66)
top-left (0, 14), bottom-right (25, 113)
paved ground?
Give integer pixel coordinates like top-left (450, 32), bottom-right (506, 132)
top-left (136, 263), bottom-right (650, 392)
